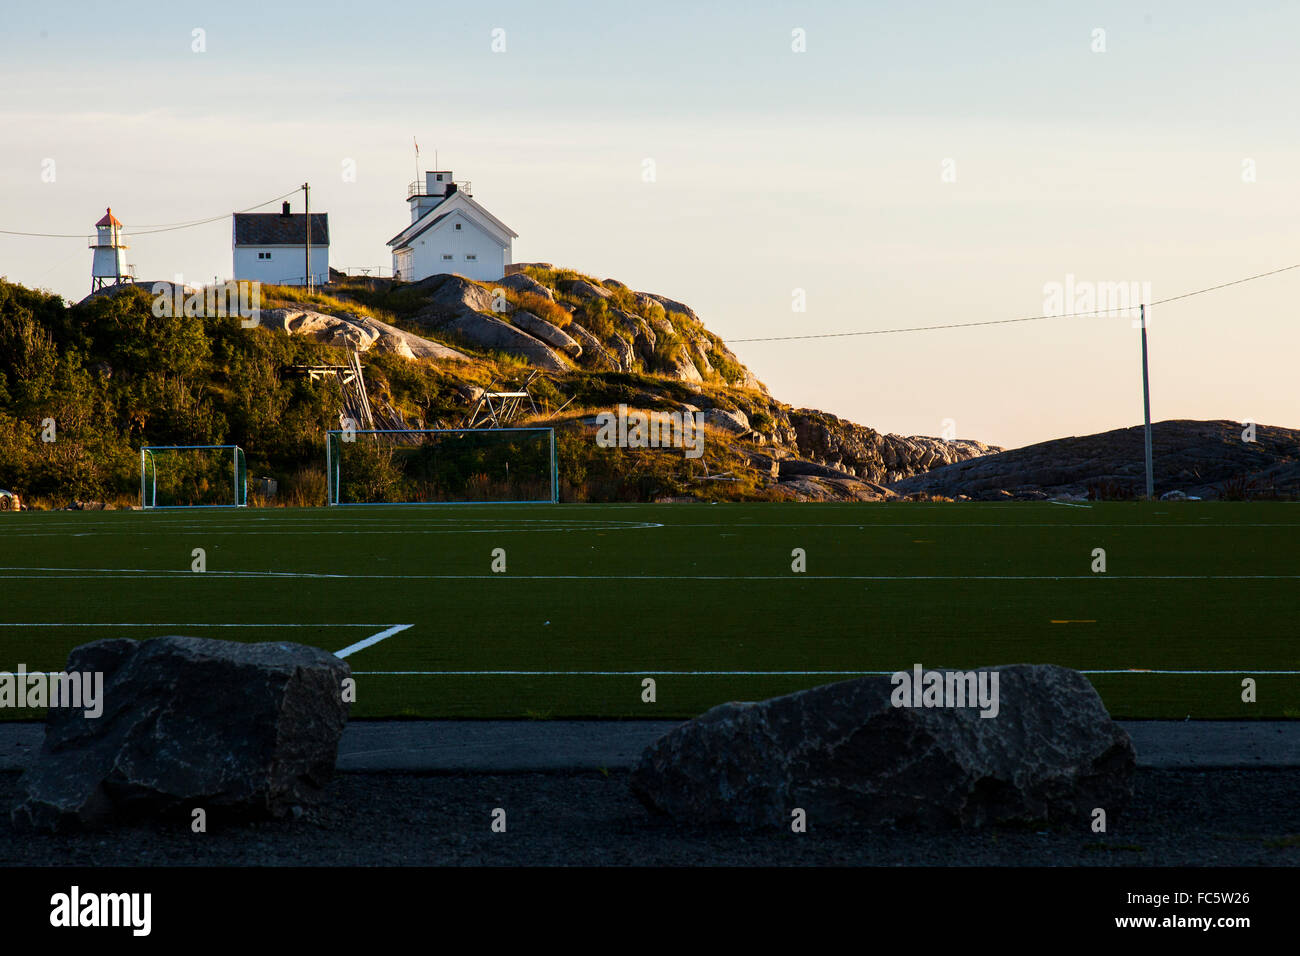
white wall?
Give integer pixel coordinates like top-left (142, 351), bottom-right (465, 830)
top-left (233, 245), bottom-right (329, 286)
top-left (91, 246), bottom-right (129, 281)
top-left (396, 211), bottom-right (509, 282)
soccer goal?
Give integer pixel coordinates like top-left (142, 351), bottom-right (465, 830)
top-left (140, 445), bottom-right (248, 509)
top-left (326, 428), bottom-right (558, 505)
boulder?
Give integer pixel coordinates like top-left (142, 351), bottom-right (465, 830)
top-left (611, 308), bottom-right (656, 363)
top-left (258, 307), bottom-right (378, 351)
top-left (633, 292), bottom-right (664, 316)
top-left (496, 273), bottom-right (555, 301)
top-left (667, 352), bottom-right (704, 383)
top-left (438, 312), bottom-right (569, 372)
top-left (778, 458), bottom-right (858, 481)
top-left (691, 339), bottom-right (715, 376)
top-left (257, 308), bottom-right (470, 362)
top-left (12, 636), bottom-right (352, 831)
top-left (407, 274), bottom-right (498, 317)
top-left (556, 278), bottom-right (612, 302)
top-left (703, 407), bottom-right (750, 434)
top-left (629, 664), bottom-right (1135, 829)
top-left (568, 323), bottom-right (620, 371)
top-left (645, 293), bottom-right (700, 323)
top-left (607, 334), bottom-right (636, 372)
top-left (509, 311), bottom-right (582, 358)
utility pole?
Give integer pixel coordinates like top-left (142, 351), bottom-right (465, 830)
top-left (1140, 303), bottom-right (1154, 499)
top-left (302, 182), bottom-right (310, 293)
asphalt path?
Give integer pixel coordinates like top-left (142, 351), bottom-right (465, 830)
top-left (2, 720), bottom-right (1297, 772)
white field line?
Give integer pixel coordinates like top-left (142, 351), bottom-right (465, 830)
top-left (8, 523), bottom-right (1300, 537)
top-left (0, 521), bottom-right (664, 538)
top-left (334, 624), bottom-right (414, 660)
top-left (0, 623), bottom-right (393, 627)
top-left (1048, 500), bottom-right (1092, 509)
top-left (349, 668), bottom-right (1300, 676)
top-left (2, 568), bottom-right (1300, 581)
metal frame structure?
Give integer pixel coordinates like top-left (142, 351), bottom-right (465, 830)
top-left (464, 370), bottom-right (544, 429)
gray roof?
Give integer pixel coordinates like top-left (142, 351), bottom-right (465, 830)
top-left (389, 211), bottom-right (451, 249)
top-left (234, 213), bottom-right (329, 246)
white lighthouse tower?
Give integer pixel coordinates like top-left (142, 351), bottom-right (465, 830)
top-left (89, 207), bottom-right (131, 292)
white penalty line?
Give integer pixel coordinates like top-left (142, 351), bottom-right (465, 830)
top-left (334, 624), bottom-right (414, 660)
top-left (349, 668), bottom-right (1300, 677)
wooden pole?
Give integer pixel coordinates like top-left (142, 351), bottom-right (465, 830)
top-left (303, 182), bottom-right (311, 291)
top-left (1141, 303), bottom-right (1154, 499)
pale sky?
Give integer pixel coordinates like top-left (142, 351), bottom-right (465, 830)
top-left (2, 0), bottom-right (1298, 449)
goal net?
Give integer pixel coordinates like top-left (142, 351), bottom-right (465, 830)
top-left (141, 445), bottom-right (248, 508)
top-left (326, 428), bottom-right (558, 505)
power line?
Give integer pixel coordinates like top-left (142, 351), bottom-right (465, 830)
top-left (728, 261), bottom-right (1300, 343)
top-left (0, 188), bottom-right (301, 240)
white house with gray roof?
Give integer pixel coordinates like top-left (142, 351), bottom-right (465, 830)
top-left (388, 171), bottom-right (516, 283)
top-left (233, 201), bottom-right (329, 286)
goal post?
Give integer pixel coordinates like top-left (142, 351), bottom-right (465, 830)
top-left (326, 427), bottom-right (558, 505)
top-left (141, 445), bottom-right (248, 509)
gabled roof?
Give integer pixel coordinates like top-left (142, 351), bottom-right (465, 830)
top-left (387, 191), bottom-right (517, 249)
top-left (96, 207), bottom-right (122, 228)
top-left (234, 213), bottom-right (329, 246)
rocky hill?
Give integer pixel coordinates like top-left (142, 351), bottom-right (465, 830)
top-left (249, 266), bottom-right (998, 501)
top-left (888, 420), bottom-right (1300, 500)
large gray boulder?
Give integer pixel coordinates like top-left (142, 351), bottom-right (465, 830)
top-left (12, 636), bottom-right (352, 831)
top-left (438, 312), bottom-right (569, 372)
top-left (556, 277), bottom-right (612, 302)
top-left (509, 310), bottom-right (582, 358)
top-left (496, 273), bottom-right (554, 301)
top-left (258, 308), bottom-right (470, 362)
top-left (567, 323), bottom-right (620, 371)
top-left (408, 274), bottom-right (498, 316)
top-left (629, 664), bottom-right (1135, 829)
top-left (703, 407), bottom-right (750, 434)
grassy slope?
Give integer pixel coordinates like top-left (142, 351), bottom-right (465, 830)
top-left (0, 501), bottom-right (1295, 720)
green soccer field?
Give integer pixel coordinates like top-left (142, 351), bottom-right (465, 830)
top-left (0, 501), bottom-right (1296, 720)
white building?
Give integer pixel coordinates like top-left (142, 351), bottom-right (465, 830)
top-left (233, 202), bottom-right (329, 286)
top-left (89, 208), bottom-right (132, 291)
top-left (388, 171), bottom-right (517, 283)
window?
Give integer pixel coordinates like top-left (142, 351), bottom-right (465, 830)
top-left (436, 174), bottom-right (444, 181)
top-left (442, 254), bottom-right (454, 260)
top-left (454, 223), bottom-right (462, 231)
top-left (258, 252), bottom-right (272, 260)
top-left (466, 254), bottom-right (477, 261)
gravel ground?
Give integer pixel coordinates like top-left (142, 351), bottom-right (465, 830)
top-left (1, 768), bottom-right (1297, 867)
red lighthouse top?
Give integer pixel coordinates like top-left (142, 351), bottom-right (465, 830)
top-left (95, 207), bottom-right (122, 228)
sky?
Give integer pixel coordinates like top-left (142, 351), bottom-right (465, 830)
top-left (1, 0), bottom-right (1298, 449)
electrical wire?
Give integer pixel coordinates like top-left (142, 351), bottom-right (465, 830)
top-left (0, 188), bottom-right (302, 240)
top-left (728, 261), bottom-right (1300, 342)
